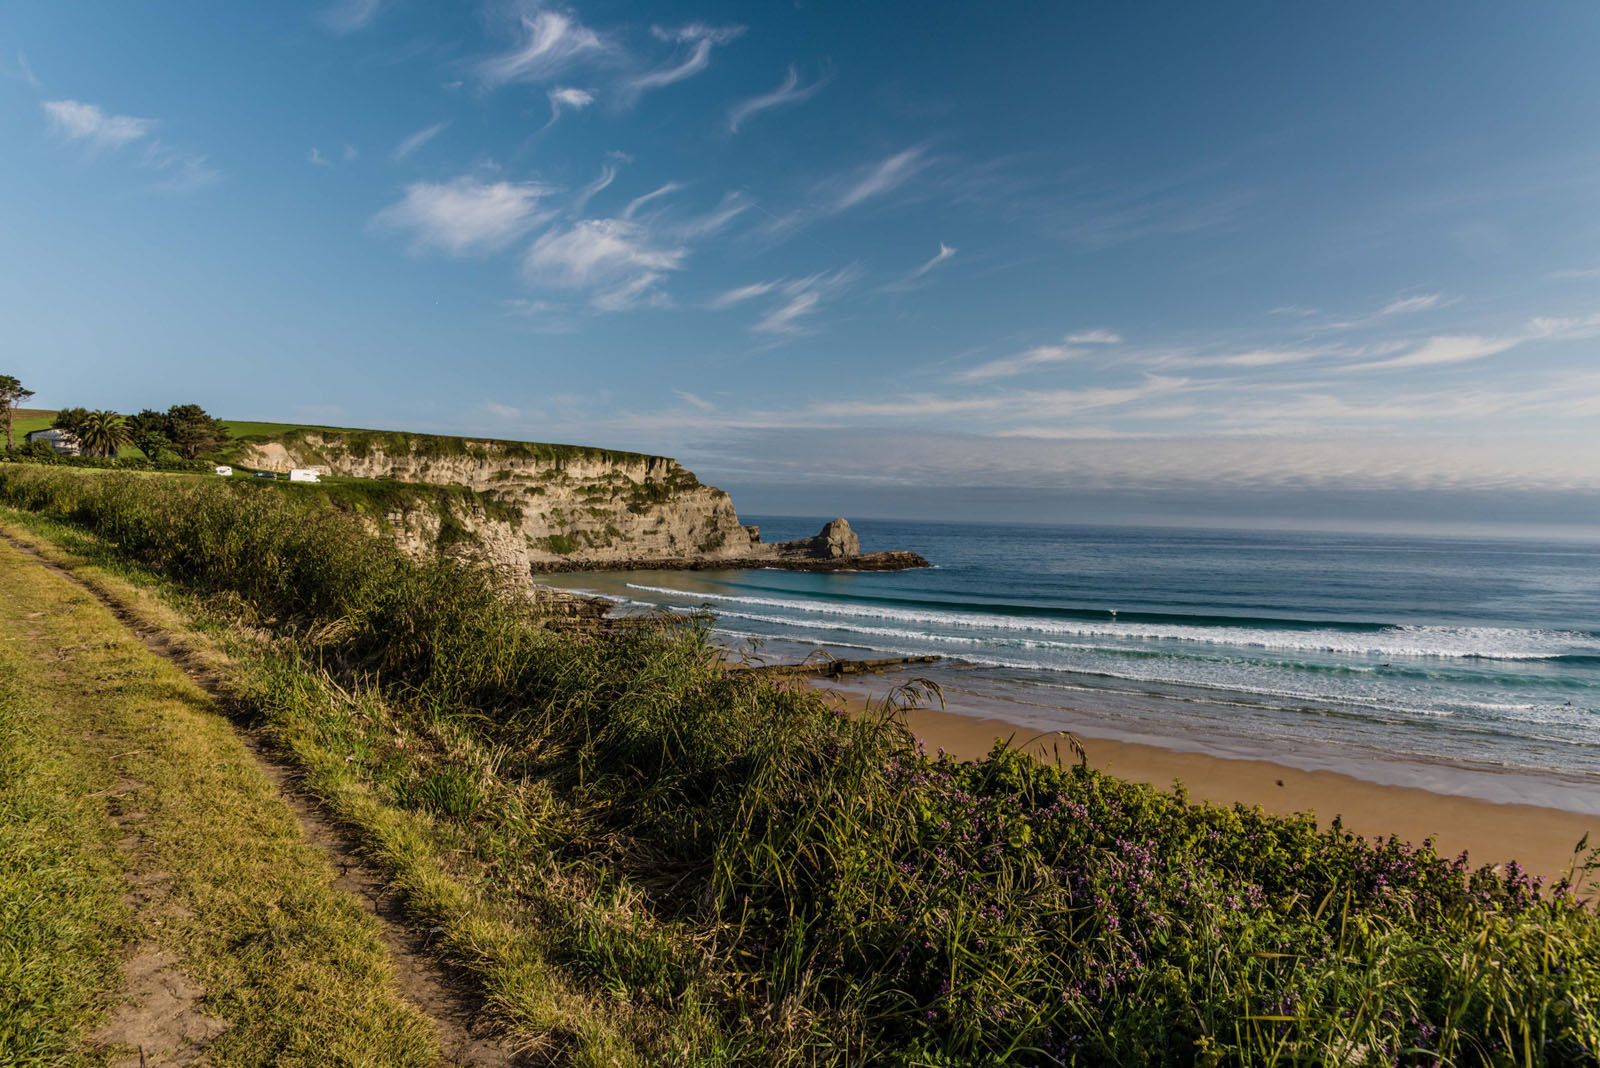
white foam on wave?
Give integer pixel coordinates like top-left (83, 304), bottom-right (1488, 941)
top-left (627, 584), bottom-right (1600, 661)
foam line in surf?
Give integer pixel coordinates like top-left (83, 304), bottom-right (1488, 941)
top-left (627, 584), bottom-right (1600, 660)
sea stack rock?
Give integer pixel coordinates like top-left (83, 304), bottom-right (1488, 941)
top-left (819, 518), bottom-right (861, 558)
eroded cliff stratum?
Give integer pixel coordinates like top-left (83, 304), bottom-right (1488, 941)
top-left (234, 429), bottom-right (925, 579)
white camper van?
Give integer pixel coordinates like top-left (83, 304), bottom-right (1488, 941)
top-left (214, 465), bottom-right (233, 477)
top-left (288, 468), bottom-right (321, 483)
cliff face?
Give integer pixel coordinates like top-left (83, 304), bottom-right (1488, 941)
top-left (236, 431), bottom-right (763, 575)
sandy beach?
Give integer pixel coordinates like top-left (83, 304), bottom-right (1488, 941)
top-left (817, 686), bottom-right (1597, 885)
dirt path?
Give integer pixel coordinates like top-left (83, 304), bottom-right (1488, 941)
top-left (1, 530), bottom-right (522, 1067)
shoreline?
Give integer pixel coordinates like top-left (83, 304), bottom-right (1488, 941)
top-left (816, 685), bottom-right (1597, 884)
top-left (528, 549), bottom-right (929, 574)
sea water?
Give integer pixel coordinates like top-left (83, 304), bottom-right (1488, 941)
top-left (544, 519), bottom-right (1600, 813)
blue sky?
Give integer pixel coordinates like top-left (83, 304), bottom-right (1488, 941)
top-left (5, 2), bottom-right (1600, 528)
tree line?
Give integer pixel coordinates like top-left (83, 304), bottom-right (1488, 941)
top-left (1, 374), bottom-right (228, 461)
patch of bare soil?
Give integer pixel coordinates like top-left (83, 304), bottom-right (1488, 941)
top-left (95, 947), bottom-right (229, 1068)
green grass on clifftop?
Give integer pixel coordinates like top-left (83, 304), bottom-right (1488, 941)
top-left (219, 419), bottom-right (669, 468)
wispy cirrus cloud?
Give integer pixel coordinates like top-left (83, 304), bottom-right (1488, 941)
top-left (910, 241), bottom-right (957, 278)
top-left (478, 6), bottom-right (608, 87)
top-left (709, 280), bottom-right (779, 309)
top-left (727, 63), bottom-right (825, 132)
top-left (43, 99), bottom-right (217, 190)
top-left (671, 191), bottom-right (749, 238)
top-left (1341, 334), bottom-right (1517, 373)
top-left (760, 146), bottom-right (933, 239)
top-left (622, 182), bottom-right (684, 219)
top-left (837, 145), bottom-right (928, 210)
top-left (374, 177), bottom-right (556, 255)
top-left (948, 344), bottom-right (1081, 383)
top-left (43, 99), bottom-right (153, 150)
top-left (572, 160), bottom-right (620, 212)
top-left (621, 23), bottom-right (743, 101)
top-left (523, 217), bottom-right (686, 309)
top-left (949, 329), bottom-right (1119, 382)
top-left (392, 121), bottom-right (448, 161)
top-left (673, 389), bottom-right (715, 411)
top-left (2, 51), bottom-right (42, 89)
top-left (1377, 293), bottom-right (1443, 316)
top-left (319, 0), bottom-right (380, 33)
top-left (751, 267), bottom-right (862, 335)
top-left (826, 375), bottom-right (1191, 422)
top-left (1310, 291), bottom-right (1453, 333)
top-left (544, 86), bottom-right (594, 126)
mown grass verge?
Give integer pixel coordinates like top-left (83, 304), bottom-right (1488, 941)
top-left (1, 464), bottom-right (1597, 1067)
top-left (0, 534), bottom-right (442, 1066)
top-left (0, 629), bottom-right (125, 1067)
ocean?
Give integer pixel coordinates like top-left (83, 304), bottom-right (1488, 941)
top-left (543, 518), bottom-right (1600, 814)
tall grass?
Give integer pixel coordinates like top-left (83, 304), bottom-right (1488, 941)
top-left (2, 464), bottom-right (1596, 1067)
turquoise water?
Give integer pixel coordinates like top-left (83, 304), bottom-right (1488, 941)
top-left (545, 519), bottom-right (1600, 812)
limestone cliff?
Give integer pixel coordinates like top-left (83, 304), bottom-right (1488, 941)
top-left (231, 429), bottom-right (926, 578)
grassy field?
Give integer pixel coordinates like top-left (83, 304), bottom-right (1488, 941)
top-left (0, 533), bottom-right (445, 1066)
top-left (217, 419), bottom-right (665, 468)
top-left (8, 410), bottom-right (659, 469)
top-left (1, 464), bottom-right (1597, 1067)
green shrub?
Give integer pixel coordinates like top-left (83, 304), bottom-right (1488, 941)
top-left (540, 532), bottom-right (578, 555)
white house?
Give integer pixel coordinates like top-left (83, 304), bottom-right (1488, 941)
top-left (214, 465), bottom-right (233, 477)
top-left (24, 427), bottom-right (80, 455)
top-left (288, 468), bottom-right (321, 483)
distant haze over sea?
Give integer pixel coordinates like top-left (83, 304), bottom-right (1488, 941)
top-left (721, 485), bottom-right (1600, 542)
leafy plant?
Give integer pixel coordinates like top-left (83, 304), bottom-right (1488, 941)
top-left (73, 410), bottom-right (129, 459)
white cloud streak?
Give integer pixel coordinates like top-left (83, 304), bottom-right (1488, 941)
top-left (948, 344), bottom-right (1082, 383)
top-left (622, 182), bottom-right (684, 219)
top-left (910, 241), bottom-right (957, 278)
top-left (43, 99), bottom-right (217, 190)
top-left (672, 191), bottom-right (749, 238)
top-left (523, 217), bottom-right (685, 309)
top-left (1378, 293), bottom-right (1443, 316)
top-left (623, 23), bottom-right (743, 99)
top-left (573, 162), bottom-right (619, 212)
top-left (1340, 334), bottom-right (1518, 373)
top-left (709, 281), bottom-right (778, 309)
top-left (393, 121), bottom-right (447, 161)
top-left (837, 146), bottom-right (927, 210)
top-left (727, 64), bottom-right (824, 132)
top-left (42, 99), bottom-right (153, 150)
top-left (375, 177), bottom-right (555, 255)
top-left (3, 51), bottom-right (42, 88)
top-left (750, 267), bottom-right (861, 335)
top-left (673, 389), bottom-right (715, 411)
top-left (545, 86), bottom-right (594, 126)
top-left (479, 7), bottom-right (607, 87)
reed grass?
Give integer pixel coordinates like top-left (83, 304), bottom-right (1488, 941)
top-left (1, 464), bottom-right (1596, 1067)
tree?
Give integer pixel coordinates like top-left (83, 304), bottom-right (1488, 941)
top-left (76, 410), bottom-right (130, 459)
top-left (126, 409), bottom-right (173, 461)
top-left (0, 374), bottom-right (34, 451)
top-left (51, 406), bottom-right (90, 438)
top-left (166, 404), bottom-right (228, 459)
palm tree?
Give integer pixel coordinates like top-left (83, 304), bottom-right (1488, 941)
top-left (76, 410), bottom-right (131, 459)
